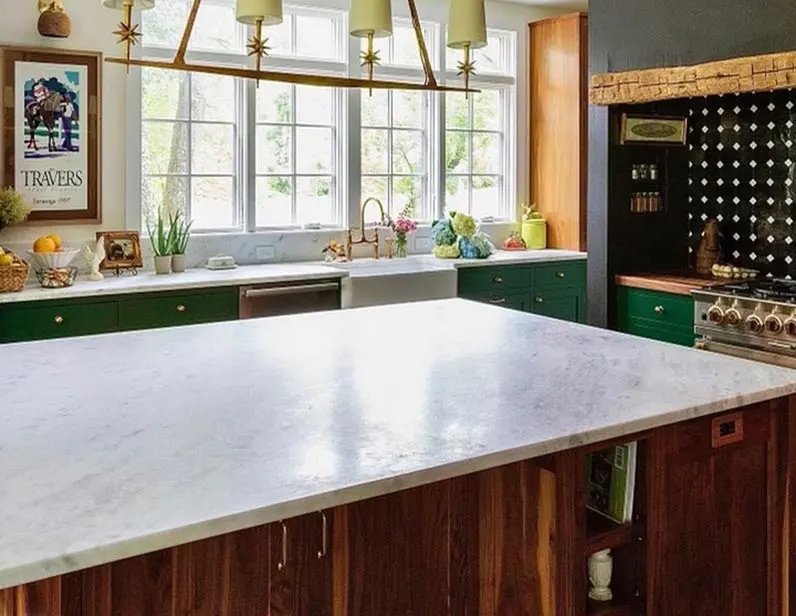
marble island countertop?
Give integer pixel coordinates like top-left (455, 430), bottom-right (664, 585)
top-left (0, 249), bottom-right (586, 304)
top-left (1, 298), bottom-right (795, 590)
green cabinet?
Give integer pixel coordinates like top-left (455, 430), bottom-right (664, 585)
top-left (0, 287), bottom-right (240, 344)
top-left (118, 288), bottom-right (239, 331)
top-left (0, 297), bottom-right (119, 343)
top-left (531, 288), bottom-right (586, 323)
top-left (616, 286), bottom-right (696, 346)
top-left (458, 259), bottom-right (587, 323)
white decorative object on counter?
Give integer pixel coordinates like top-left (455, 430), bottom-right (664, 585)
top-left (83, 235), bottom-right (106, 281)
top-left (588, 549), bottom-right (613, 602)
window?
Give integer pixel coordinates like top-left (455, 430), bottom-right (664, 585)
top-left (139, 3), bottom-right (345, 231)
top-left (135, 4), bottom-right (517, 231)
top-left (443, 30), bottom-right (515, 220)
top-left (360, 21), bottom-right (435, 223)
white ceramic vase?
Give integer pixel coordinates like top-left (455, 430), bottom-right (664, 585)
top-left (154, 255), bottom-right (172, 275)
top-left (588, 549), bottom-right (613, 602)
top-left (171, 254), bottom-right (186, 273)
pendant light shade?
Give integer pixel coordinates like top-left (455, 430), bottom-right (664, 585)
top-left (236, 0), bottom-right (283, 26)
top-left (447, 0), bottom-right (487, 49)
top-left (101, 0), bottom-right (155, 9)
top-left (350, 0), bottom-right (393, 38)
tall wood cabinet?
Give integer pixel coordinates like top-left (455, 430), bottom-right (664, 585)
top-left (529, 12), bottom-right (588, 251)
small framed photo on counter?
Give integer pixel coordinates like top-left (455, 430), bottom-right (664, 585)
top-left (620, 114), bottom-right (687, 145)
top-left (98, 231), bottom-right (142, 272)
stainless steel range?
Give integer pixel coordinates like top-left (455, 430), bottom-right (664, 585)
top-left (693, 280), bottom-right (796, 368)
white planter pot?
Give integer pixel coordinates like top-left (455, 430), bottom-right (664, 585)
top-left (154, 255), bottom-right (172, 275)
top-left (171, 254), bottom-right (186, 273)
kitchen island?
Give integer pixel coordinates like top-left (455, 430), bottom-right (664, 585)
top-left (1, 299), bottom-right (795, 616)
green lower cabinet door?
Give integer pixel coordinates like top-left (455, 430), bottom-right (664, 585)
top-left (0, 299), bottom-right (119, 343)
top-left (623, 317), bottom-right (696, 347)
top-left (531, 288), bottom-right (586, 323)
top-left (118, 288), bottom-right (239, 331)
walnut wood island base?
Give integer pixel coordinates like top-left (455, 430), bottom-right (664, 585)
top-left (2, 301), bottom-right (796, 616)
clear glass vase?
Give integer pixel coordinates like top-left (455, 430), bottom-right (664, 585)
top-left (394, 234), bottom-right (408, 258)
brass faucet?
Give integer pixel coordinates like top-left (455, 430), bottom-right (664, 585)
top-left (346, 197), bottom-right (385, 260)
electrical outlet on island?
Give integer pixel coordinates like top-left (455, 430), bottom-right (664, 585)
top-left (256, 245), bottom-right (276, 261)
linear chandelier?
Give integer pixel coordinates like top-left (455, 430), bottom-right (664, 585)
top-left (102, 0), bottom-right (486, 94)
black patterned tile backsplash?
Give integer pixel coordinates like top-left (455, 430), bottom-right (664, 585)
top-left (688, 89), bottom-right (796, 278)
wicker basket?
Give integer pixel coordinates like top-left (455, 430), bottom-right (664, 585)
top-left (0, 253), bottom-right (31, 293)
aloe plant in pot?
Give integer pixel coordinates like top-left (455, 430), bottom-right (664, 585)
top-left (147, 211), bottom-right (175, 275)
top-left (169, 212), bottom-right (193, 273)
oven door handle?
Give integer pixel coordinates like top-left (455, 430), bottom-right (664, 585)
top-left (241, 282), bottom-right (339, 299)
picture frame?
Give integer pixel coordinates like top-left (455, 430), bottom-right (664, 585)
top-left (620, 114), bottom-right (687, 146)
top-left (98, 231), bottom-right (142, 272)
top-left (0, 45), bottom-right (102, 223)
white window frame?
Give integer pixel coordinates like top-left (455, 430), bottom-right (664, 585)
top-left (128, 5), bottom-right (517, 233)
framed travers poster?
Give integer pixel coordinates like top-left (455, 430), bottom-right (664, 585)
top-left (1, 46), bottom-right (101, 223)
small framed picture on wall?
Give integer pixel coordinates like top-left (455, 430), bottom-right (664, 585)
top-left (0, 45), bottom-right (102, 223)
top-left (620, 114), bottom-right (687, 146)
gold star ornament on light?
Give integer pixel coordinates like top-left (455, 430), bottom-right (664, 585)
top-left (456, 45), bottom-right (477, 98)
top-left (113, 19), bottom-right (141, 47)
top-left (247, 35), bottom-right (271, 58)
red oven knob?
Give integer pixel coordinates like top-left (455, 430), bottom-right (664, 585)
top-left (724, 308), bottom-right (742, 327)
top-left (707, 305), bottom-right (725, 324)
top-left (765, 314), bottom-right (784, 334)
top-left (785, 318), bottom-right (796, 337)
top-left (746, 314), bottom-right (764, 333)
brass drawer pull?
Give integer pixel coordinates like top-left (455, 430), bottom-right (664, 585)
top-left (54, 315), bottom-right (64, 324)
top-left (317, 511), bottom-right (328, 559)
top-left (535, 296), bottom-right (544, 303)
top-left (176, 304), bottom-right (186, 312)
top-left (555, 271), bottom-right (565, 279)
top-left (490, 298), bottom-right (507, 304)
top-left (493, 276), bottom-right (503, 284)
top-left (277, 521), bottom-right (288, 570)
top-left (654, 305), bottom-right (665, 314)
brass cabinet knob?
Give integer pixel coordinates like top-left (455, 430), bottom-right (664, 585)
top-left (176, 305), bottom-right (186, 312)
top-left (654, 305), bottom-right (665, 315)
top-left (54, 315), bottom-right (64, 324)
top-left (535, 296), bottom-right (544, 303)
top-left (493, 276), bottom-right (503, 284)
top-left (555, 271), bottom-right (565, 279)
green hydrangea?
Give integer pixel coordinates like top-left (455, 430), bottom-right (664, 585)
top-left (433, 243), bottom-right (461, 259)
top-left (452, 212), bottom-right (476, 238)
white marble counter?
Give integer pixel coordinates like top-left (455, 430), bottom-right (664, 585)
top-left (1, 299), bottom-right (794, 590)
top-left (0, 249), bottom-right (584, 305)
top-left (0, 262), bottom-right (347, 305)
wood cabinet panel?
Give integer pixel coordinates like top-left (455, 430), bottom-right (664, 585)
top-left (227, 526), bottom-right (270, 616)
top-left (529, 13), bottom-right (588, 251)
top-left (111, 550), bottom-right (172, 616)
top-left (647, 403), bottom-right (783, 616)
top-left (172, 536), bottom-right (229, 616)
top-left (336, 483), bottom-right (449, 616)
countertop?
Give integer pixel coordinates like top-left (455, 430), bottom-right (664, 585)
top-left (0, 249), bottom-right (586, 305)
top-left (615, 271), bottom-right (728, 296)
top-left (1, 298), bottom-right (794, 590)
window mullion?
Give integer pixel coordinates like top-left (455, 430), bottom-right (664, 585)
top-left (186, 73), bottom-right (193, 222)
top-left (291, 85), bottom-right (298, 224)
top-left (244, 78), bottom-right (256, 231)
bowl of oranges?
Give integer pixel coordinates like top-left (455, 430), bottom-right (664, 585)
top-left (27, 234), bottom-right (80, 270)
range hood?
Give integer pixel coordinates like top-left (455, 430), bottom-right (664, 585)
top-left (590, 49), bottom-right (796, 105)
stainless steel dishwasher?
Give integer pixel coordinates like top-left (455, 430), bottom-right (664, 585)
top-left (239, 280), bottom-right (341, 319)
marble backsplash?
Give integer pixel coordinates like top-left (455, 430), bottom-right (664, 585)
top-left (0, 223), bottom-right (517, 273)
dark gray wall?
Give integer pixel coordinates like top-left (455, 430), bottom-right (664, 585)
top-left (587, 0), bottom-right (796, 326)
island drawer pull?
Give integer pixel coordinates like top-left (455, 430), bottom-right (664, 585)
top-left (277, 521), bottom-right (288, 570)
top-left (654, 305), bottom-right (665, 314)
top-left (490, 298), bottom-right (507, 305)
top-left (54, 315), bottom-right (64, 324)
top-left (176, 304), bottom-right (186, 312)
top-left (317, 511), bottom-right (328, 559)
top-left (493, 276), bottom-right (503, 284)
top-left (555, 271), bottom-right (566, 279)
